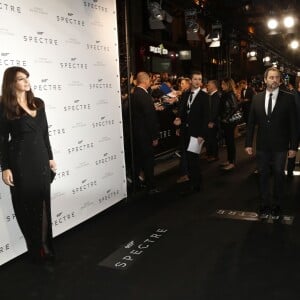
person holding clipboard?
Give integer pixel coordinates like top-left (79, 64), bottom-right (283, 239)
top-left (174, 71), bottom-right (208, 195)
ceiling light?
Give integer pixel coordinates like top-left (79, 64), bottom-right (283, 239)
top-left (283, 16), bottom-right (295, 28)
top-left (263, 55), bottom-right (272, 66)
top-left (247, 46), bottom-right (257, 61)
top-left (209, 40), bottom-right (220, 48)
top-left (290, 40), bottom-right (299, 49)
top-left (187, 21), bottom-right (199, 33)
top-left (267, 18), bottom-right (278, 30)
top-left (148, 1), bottom-right (165, 21)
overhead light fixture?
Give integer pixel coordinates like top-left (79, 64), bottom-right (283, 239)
top-left (209, 40), bottom-right (220, 48)
top-left (147, 0), bottom-right (173, 30)
top-left (247, 51), bottom-right (257, 61)
top-left (290, 40), bottom-right (299, 49)
top-left (205, 22), bottom-right (222, 47)
top-left (247, 44), bottom-right (257, 61)
top-left (283, 16), bottom-right (295, 28)
top-left (263, 55), bottom-right (272, 66)
top-left (187, 20), bottom-right (200, 33)
top-left (148, 1), bottom-right (164, 20)
top-left (267, 18), bottom-right (278, 30)
top-left (184, 8), bottom-right (204, 40)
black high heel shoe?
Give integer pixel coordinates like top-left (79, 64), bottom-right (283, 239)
top-left (41, 246), bottom-right (56, 262)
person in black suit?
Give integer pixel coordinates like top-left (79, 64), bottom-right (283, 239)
top-left (239, 80), bottom-right (255, 125)
top-left (132, 72), bottom-right (160, 194)
top-left (205, 80), bottom-right (220, 162)
top-left (175, 71), bottom-right (208, 193)
top-left (245, 67), bottom-right (298, 219)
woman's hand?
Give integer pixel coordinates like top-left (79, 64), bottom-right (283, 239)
top-left (2, 169), bottom-right (14, 186)
top-left (49, 160), bottom-right (57, 172)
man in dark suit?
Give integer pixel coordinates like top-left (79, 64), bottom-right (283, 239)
top-left (205, 80), bottom-right (220, 162)
top-left (175, 71), bottom-right (208, 194)
top-left (239, 80), bottom-right (255, 125)
top-left (132, 72), bottom-right (160, 194)
top-left (245, 67), bottom-right (298, 219)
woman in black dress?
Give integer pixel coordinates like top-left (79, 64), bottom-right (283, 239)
top-left (0, 66), bottom-right (57, 263)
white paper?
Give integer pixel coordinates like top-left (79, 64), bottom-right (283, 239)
top-left (187, 136), bottom-right (204, 154)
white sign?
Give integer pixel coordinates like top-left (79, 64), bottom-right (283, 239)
top-left (0, 0), bottom-right (126, 265)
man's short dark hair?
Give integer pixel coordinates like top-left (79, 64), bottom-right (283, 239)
top-left (190, 70), bottom-right (202, 78)
top-left (264, 67), bottom-right (281, 79)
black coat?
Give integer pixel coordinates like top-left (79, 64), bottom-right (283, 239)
top-left (204, 91), bottom-right (220, 125)
top-left (245, 90), bottom-right (298, 151)
top-left (0, 98), bottom-right (54, 256)
top-left (219, 91), bottom-right (238, 123)
top-left (179, 89), bottom-right (208, 138)
top-left (131, 86), bottom-right (159, 149)
top-left (241, 87), bottom-right (255, 102)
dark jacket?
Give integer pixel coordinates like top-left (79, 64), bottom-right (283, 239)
top-left (205, 91), bottom-right (220, 124)
top-left (245, 90), bottom-right (298, 151)
top-left (219, 91), bottom-right (238, 123)
top-left (131, 86), bottom-right (160, 144)
top-left (179, 89), bottom-right (208, 138)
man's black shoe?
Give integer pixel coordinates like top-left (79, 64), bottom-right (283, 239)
top-left (270, 205), bottom-right (281, 220)
top-left (258, 205), bottom-right (270, 219)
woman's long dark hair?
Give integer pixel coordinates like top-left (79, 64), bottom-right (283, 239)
top-left (0, 66), bottom-right (42, 120)
top-left (222, 77), bottom-right (237, 96)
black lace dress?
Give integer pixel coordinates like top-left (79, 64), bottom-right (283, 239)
top-left (0, 98), bottom-right (54, 259)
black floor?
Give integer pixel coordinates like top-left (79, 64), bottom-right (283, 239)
top-left (1, 138), bottom-right (300, 300)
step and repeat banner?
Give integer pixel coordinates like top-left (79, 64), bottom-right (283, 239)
top-left (0, 0), bottom-right (126, 265)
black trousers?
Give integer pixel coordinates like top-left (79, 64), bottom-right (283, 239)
top-left (133, 139), bottom-right (155, 189)
top-left (287, 154), bottom-right (297, 174)
top-left (183, 129), bottom-right (202, 189)
top-left (222, 123), bottom-right (236, 163)
top-left (205, 126), bottom-right (219, 158)
top-left (179, 133), bottom-right (189, 176)
top-left (256, 150), bottom-right (287, 207)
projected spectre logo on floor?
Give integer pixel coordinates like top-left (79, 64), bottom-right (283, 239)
top-left (99, 228), bottom-right (168, 270)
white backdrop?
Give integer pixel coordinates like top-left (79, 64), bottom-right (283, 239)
top-left (0, 0), bottom-right (126, 265)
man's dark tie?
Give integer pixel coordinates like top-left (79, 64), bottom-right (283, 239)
top-left (267, 93), bottom-right (273, 118)
top-left (187, 91), bottom-right (194, 113)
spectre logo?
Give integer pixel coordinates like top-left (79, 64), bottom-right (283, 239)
top-left (0, 53), bottom-right (27, 66)
top-left (32, 79), bottom-right (62, 91)
top-left (56, 13), bottom-right (85, 26)
top-left (92, 116), bottom-right (115, 128)
top-left (52, 211), bottom-right (76, 226)
top-left (72, 179), bottom-right (97, 195)
top-left (63, 99), bottom-right (91, 111)
top-left (67, 140), bottom-right (94, 154)
top-left (60, 58), bottom-right (88, 69)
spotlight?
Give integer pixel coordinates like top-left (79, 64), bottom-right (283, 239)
top-left (209, 40), bottom-right (220, 48)
top-left (247, 51), bottom-right (257, 61)
top-left (290, 40), bottom-right (299, 49)
top-left (267, 18), bottom-right (278, 30)
top-left (247, 44), bottom-right (257, 61)
top-left (205, 22), bottom-right (222, 47)
top-left (186, 20), bottom-right (200, 33)
top-left (263, 55), bottom-right (272, 66)
top-left (148, 1), bottom-right (164, 21)
top-left (148, 1), bottom-right (173, 30)
top-left (283, 16), bottom-right (295, 28)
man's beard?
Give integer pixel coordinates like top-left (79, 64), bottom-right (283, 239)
top-left (267, 82), bottom-right (279, 90)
